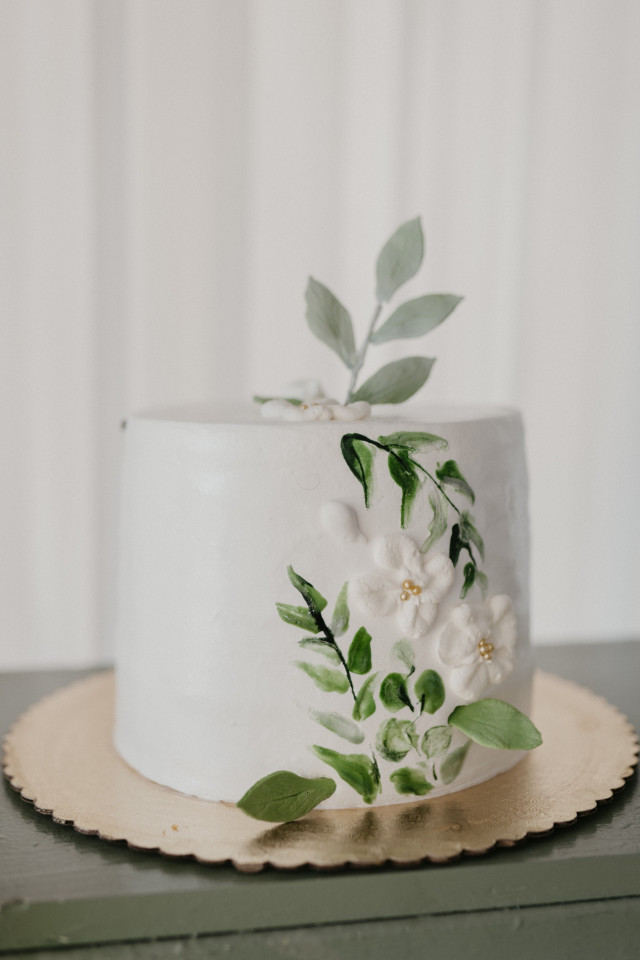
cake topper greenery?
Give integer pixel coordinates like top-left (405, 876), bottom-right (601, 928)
top-left (255, 217), bottom-right (463, 413)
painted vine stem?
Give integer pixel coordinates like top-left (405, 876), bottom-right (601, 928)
top-left (341, 430), bottom-right (488, 599)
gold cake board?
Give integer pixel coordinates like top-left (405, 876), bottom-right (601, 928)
top-left (2, 670), bottom-right (637, 872)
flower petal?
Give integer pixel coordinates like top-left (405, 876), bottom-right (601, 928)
top-left (398, 597), bottom-right (437, 640)
top-left (326, 401), bottom-right (371, 421)
top-left (438, 617), bottom-right (477, 666)
top-left (373, 533), bottom-right (422, 579)
top-left (489, 595), bottom-right (518, 651)
top-left (449, 662), bottom-right (489, 700)
top-left (350, 572), bottom-right (398, 618)
top-left (420, 553), bottom-right (455, 602)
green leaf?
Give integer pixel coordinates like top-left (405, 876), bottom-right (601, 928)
top-left (312, 746), bottom-right (381, 804)
top-left (237, 770), bottom-right (336, 822)
top-left (276, 603), bottom-right (318, 632)
top-left (390, 766), bottom-right (434, 796)
top-left (377, 430), bottom-right (448, 452)
top-left (436, 460), bottom-right (475, 503)
top-left (352, 672), bottom-right (378, 721)
top-left (371, 294), bottom-right (463, 344)
top-left (375, 718), bottom-right (414, 762)
top-left (461, 562), bottom-right (476, 599)
top-left (421, 724), bottom-right (452, 759)
top-left (298, 637), bottom-right (341, 664)
top-left (376, 217), bottom-right (424, 303)
top-left (449, 523), bottom-right (464, 567)
top-left (295, 661), bottom-right (349, 694)
top-left (309, 710), bottom-right (365, 744)
top-left (459, 511), bottom-right (485, 560)
top-left (347, 626), bottom-right (372, 675)
top-left (439, 741), bottom-right (471, 785)
top-left (341, 434), bottom-right (375, 507)
top-left (448, 699), bottom-right (543, 751)
top-left (388, 450), bottom-right (421, 528)
top-left (253, 395), bottom-right (303, 406)
top-left (287, 566), bottom-right (327, 615)
top-left (421, 490), bottom-right (448, 554)
top-left (393, 638), bottom-right (414, 672)
top-left (476, 569), bottom-right (488, 597)
top-left (414, 669), bottom-right (445, 714)
top-left (380, 673), bottom-right (414, 713)
top-left (305, 277), bottom-right (357, 368)
top-left (330, 582), bottom-right (350, 637)
top-left (351, 357), bottom-right (435, 405)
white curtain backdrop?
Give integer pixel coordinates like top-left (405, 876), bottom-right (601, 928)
top-left (1, 0), bottom-right (639, 668)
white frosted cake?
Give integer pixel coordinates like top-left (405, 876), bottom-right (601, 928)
top-left (113, 402), bottom-right (538, 819)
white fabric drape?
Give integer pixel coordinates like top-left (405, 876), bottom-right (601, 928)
top-left (2, 0), bottom-right (639, 668)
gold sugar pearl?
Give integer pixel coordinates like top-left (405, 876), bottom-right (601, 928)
top-left (402, 579), bottom-right (413, 590)
top-left (478, 638), bottom-right (495, 661)
top-left (300, 403), bottom-right (308, 410)
top-left (399, 590), bottom-right (411, 602)
top-left (410, 585), bottom-right (422, 596)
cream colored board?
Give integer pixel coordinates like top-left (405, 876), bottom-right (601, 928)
top-left (3, 671), bottom-right (637, 872)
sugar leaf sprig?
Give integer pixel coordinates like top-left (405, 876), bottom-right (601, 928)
top-left (305, 217), bottom-right (463, 406)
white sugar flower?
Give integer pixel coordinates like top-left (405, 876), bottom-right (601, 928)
top-left (438, 595), bottom-right (518, 700)
top-left (350, 533), bottom-right (455, 640)
top-left (260, 398), bottom-right (371, 422)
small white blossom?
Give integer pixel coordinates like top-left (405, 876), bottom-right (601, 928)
top-left (350, 533), bottom-right (454, 641)
top-left (438, 595), bottom-right (518, 700)
top-left (260, 398), bottom-right (371, 422)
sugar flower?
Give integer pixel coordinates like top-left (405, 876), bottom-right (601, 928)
top-left (438, 595), bottom-right (517, 700)
top-left (260, 397), bottom-right (371, 422)
top-left (350, 533), bottom-right (455, 640)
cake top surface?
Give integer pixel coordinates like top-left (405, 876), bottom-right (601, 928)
top-left (130, 402), bottom-right (520, 427)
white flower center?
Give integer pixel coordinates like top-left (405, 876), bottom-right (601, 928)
top-left (478, 638), bottom-right (495, 661)
top-left (399, 578), bottom-right (423, 602)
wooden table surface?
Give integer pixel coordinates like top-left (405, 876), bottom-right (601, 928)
top-left (1, 641), bottom-right (638, 959)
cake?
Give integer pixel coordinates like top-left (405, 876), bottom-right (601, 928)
top-left (113, 218), bottom-right (541, 823)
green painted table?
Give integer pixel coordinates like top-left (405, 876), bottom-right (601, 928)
top-left (1, 642), bottom-right (638, 959)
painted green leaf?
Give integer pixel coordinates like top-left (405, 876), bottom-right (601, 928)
top-left (377, 430), bottom-right (448, 452)
top-left (309, 710), bottom-right (365, 744)
top-left (312, 746), bottom-right (381, 804)
top-left (414, 669), bottom-right (445, 714)
top-left (305, 276), bottom-right (357, 368)
top-left (421, 724), bottom-right (452, 759)
top-left (376, 217), bottom-right (424, 303)
top-left (436, 460), bottom-right (475, 503)
top-left (380, 672), bottom-right (414, 713)
top-left (351, 357), bottom-right (435, 406)
top-left (253, 395), bottom-right (304, 406)
top-left (341, 434), bottom-right (375, 507)
top-left (459, 511), bottom-right (485, 560)
top-left (449, 523), bottom-right (464, 567)
top-left (390, 766), bottom-right (434, 797)
top-left (421, 490), bottom-right (448, 554)
top-left (448, 699), bottom-right (543, 751)
top-left (330, 582), bottom-right (350, 637)
top-left (276, 603), bottom-right (318, 632)
top-left (393, 638), bottom-right (414, 672)
top-left (476, 569), bottom-right (488, 597)
top-left (347, 626), bottom-right (372, 675)
top-left (295, 661), bottom-right (349, 694)
top-left (287, 566), bottom-right (327, 615)
top-left (439, 741), bottom-right (471, 785)
top-left (371, 294), bottom-right (463, 344)
top-left (461, 562), bottom-right (476, 599)
top-left (352, 672), bottom-right (378, 721)
top-left (375, 718), bottom-right (414, 762)
top-left (388, 449), bottom-right (421, 528)
top-left (237, 770), bottom-right (336, 822)
top-left (298, 637), bottom-right (341, 664)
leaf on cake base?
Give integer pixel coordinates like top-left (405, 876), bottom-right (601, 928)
top-left (237, 770), bottom-right (336, 822)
